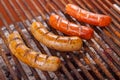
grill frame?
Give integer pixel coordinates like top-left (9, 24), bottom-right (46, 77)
top-left (0, 0), bottom-right (120, 80)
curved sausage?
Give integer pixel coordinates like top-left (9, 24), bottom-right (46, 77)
top-left (8, 32), bottom-right (61, 71)
top-left (49, 14), bottom-right (94, 40)
top-left (30, 22), bottom-right (82, 51)
top-left (65, 4), bottom-right (111, 27)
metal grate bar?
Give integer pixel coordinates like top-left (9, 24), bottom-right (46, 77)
top-left (0, 44), bottom-right (18, 80)
top-left (105, 0), bottom-right (120, 15)
top-left (114, 0), bottom-right (120, 6)
top-left (0, 65), bottom-right (6, 80)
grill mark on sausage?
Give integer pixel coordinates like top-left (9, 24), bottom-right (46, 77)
top-left (57, 17), bottom-right (62, 28)
top-left (55, 35), bottom-right (60, 41)
top-left (15, 43), bottom-right (24, 49)
top-left (9, 37), bottom-right (22, 42)
top-left (45, 55), bottom-right (49, 60)
top-left (68, 37), bottom-right (71, 45)
top-left (8, 37), bottom-right (22, 46)
top-left (43, 30), bottom-right (51, 36)
top-left (24, 49), bottom-right (33, 57)
top-left (66, 21), bottom-right (69, 31)
top-left (34, 54), bottom-right (48, 66)
top-left (34, 53), bottom-right (40, 63)
top-left (32, 26), bottom-right (43, 33)
top-left (35, 26), bottom-right (42, 30)
top-left (56, 16), bottom-right (61, 28)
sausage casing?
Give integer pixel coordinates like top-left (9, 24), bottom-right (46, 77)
top-left (49, 14), bottom-right (94, 40)
top-left (65, 4), bottom-right (111, 27)
top-left (30, 22), bottom-right (82, 51)
top-left (8, 32), bottom-right (61, 71)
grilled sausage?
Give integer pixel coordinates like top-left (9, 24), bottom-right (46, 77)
top-left (8, 32), bottom-right (61, 71)
top-left (30, 22), bottom-right (82, 51)
top-left (65, 4), bottom-right (111, 27)
top-left (49, 14), bottom-right (94, 40)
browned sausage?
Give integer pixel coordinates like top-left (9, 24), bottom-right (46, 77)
top-left (49, 14), bottom-right (94, 40)
top-left (65, 4), bottom-right (111, 27)
top-left (30, 22), bottom-right (82, 51)
top-left (8, 32), bottom-right (61, 71)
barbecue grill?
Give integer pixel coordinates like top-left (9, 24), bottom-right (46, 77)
top-left (0, 0), bottom-right (120, 80)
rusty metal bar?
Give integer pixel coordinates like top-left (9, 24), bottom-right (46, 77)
top-left (105, 0), bottom-right (120, 15)
top-left (60, 64), bottom-right (74, 80)
top-left (0, 44), bottom-right (18, 80)
top-left (21, 0), bottom-right (39, 21)
top-left (114, 0), bottom-right (120, 6)
top-left (62, 54), bottom-right (84, 80)
top-left (74, 0), bottom-right (89, 10)
top-left (29, 0), bottom-right (46, 20)
top-left (94, 32), bottom-right (120, 66)
top-left (0, 65), bottom-right (6, 80)
top-left (104, 27), bottom-right (120, 46)
top-left (28, 0), bottom-right (48, 21)
top-left (71, 54), bottom-right (94, 80)
top-left (84, 42), bottom-right (116, 79)
top-left (16, 0), bottom-right (33, 22)
top-left (88, 39), bottom-right (120, 77)
top-left (82, 53), bottom-right (105, 79)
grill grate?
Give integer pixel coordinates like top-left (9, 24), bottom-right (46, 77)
top-left (0, 0), bottom-right (120, 80)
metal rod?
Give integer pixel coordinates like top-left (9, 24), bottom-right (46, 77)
top-left (0, 65), bottom-right (6, 80)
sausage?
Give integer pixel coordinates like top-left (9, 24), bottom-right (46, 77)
top-left (49, 14), bottom-right (94, 40)
top-left (65, 4), bottom-right (111, 27)
top-left (30, 22), bottom-right (82, 51)
top-left (8, 32), bottom-right (61, 71)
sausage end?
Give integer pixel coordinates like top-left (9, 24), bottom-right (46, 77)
top-left (99, 16), bottom-right (112, 27)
